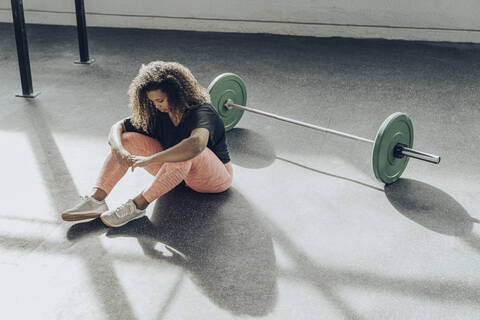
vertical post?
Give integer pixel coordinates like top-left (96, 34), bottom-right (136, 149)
top-left (11, 0), bottom-right (39, 98)
top-left (74, 0), bottom-right (94, 64)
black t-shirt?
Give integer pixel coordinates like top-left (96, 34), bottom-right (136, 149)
top-left (124, 104), bottom-right (230, 164)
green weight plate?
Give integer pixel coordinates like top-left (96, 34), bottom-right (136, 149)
top-left (372, 112), bottom-right (414, 184)
top-left (208, 73), bottom-right (247, 131)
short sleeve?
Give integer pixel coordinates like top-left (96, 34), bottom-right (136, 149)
top-left (182, 104), bottom-right (230, 163)
top-left (184, 106), bottom-right (217, 138)
top-left (124, 117), bottom-right (150, 136)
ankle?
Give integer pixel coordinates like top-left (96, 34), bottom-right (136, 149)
top-left (133, 199), bottom-right (148, 210)
top-left (90, 188), bottom-right (107, 201)
top-left (133, 195), bottom-right (149, 211)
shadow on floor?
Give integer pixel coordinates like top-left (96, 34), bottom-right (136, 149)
top-left (226, 128), bottom-right (276, 169)
top-left (385, 178), bottom-right (480, 257)
top-left (21, 99), bottom-right (138, 320)
top-left (385, 178), bottom-right (479, 237)
top-left (68, 185), bottom-right (278, 317)
top-left (228, 128), bottom-right (477, 241)
top-left (227, 127), bottom-right (384, 192)
top-left (265, 206), bottom-right (480, 319)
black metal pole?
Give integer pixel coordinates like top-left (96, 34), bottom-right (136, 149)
top-left (74, 0), bottom-right (94, 64)
top-left (11, 0), bottom-right (39, 98)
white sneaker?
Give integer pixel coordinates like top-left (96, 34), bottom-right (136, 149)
top-left (61, 195), bottom-right (109, 221)
top-left (100, 199), bottom-right (146, 228)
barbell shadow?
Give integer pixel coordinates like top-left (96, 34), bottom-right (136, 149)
top-left (227, 127), bottom-right (478, 240)
top-left (226, 128), bottom-right (276, 168)
top-left (384, 178), bottom-right (479, 237)
top-left (275, 156), bottom-right (384, 192)
top-left (101, 184), bottom-right (278, 317)
top-left (227, 127), bottom-right (384, 192)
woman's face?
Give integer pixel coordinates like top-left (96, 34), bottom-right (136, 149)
top-left (147, 89), bottom-right (169, 113)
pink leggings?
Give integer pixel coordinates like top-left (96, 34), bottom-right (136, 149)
top-left (94, 132), bottom-right (233, 203)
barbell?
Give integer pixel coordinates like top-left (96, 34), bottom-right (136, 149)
top-left (207, 73), bottom-right (441, 184)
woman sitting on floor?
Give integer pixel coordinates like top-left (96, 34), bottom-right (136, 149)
top-left (61, 61), bottom-right (233, 227)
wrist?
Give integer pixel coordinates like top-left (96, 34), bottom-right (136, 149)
top-left (151, 152), bottom-right (162, 163)
top-left (112, 144), bottom-right (127, 154)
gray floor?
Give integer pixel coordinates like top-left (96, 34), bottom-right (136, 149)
top-left (1, 23), bottom-right (479, 319)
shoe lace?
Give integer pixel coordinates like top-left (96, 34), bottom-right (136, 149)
top-left (80, 195), bottom-right (89, 201)
top-left (114, 202), bottom-right (133, 218)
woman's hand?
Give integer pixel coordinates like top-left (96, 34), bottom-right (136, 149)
top-left (109, 120), bottom-right (134, 167)
top-left (112, 147), bottom-right (134, 168)
top-left (131, 155), bottom-right (157, 172)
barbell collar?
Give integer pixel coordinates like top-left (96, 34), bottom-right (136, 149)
top-left (225, 99), bottom-right (375, 145)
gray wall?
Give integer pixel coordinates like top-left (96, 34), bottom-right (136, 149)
top-left (1, 0), bottom-right (480, 42)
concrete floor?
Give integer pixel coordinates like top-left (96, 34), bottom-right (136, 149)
top-left (0, 23), bottom-right (479, 319)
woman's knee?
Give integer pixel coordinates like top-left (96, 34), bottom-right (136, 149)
top-left (120, 132), bottom-right (141, 147)
top-left (120, 132), bottom-right (163, 154)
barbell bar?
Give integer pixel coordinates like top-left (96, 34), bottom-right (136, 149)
top-left (207, 73), bottom-right (441, 184)
top-left (225, 99), bottom-right (440, 165)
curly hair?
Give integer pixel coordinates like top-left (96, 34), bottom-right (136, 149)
top-left (127, 61), bottom-right (211, 134)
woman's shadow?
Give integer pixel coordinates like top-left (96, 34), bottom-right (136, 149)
top-left (67, 185), bottom-right (278, 317)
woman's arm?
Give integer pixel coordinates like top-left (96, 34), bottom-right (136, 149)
top-left (154, 128), bottom-right (209, 162)
top-left (108, 119), bottom-right (126, 150)
top-left (130, 128), bottom-right (209, 171)
top-left (108, 118), bottom-right (133, 167)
